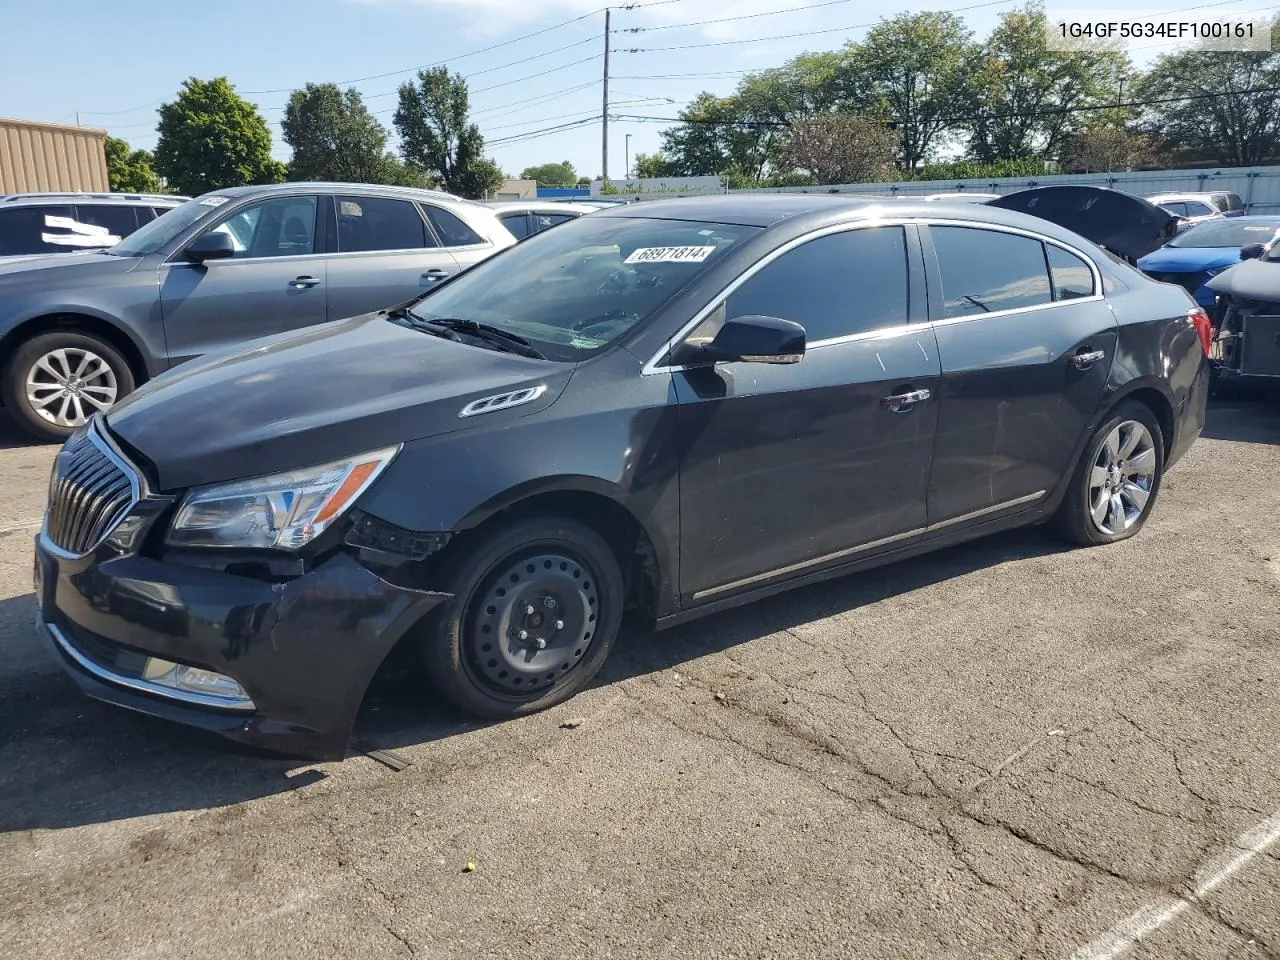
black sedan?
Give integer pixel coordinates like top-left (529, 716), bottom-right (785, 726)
top-left (33, 194), bottom-right (1211, 759)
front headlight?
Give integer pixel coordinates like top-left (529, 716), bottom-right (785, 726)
top-left (166, 446), bottom-right (401, 550)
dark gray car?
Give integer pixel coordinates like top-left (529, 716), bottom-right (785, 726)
top-left (0, 182), bottom-right (516, 441)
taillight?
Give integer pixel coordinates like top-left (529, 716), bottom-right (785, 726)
top-left (1188, 308), bottom-right (1212, 357)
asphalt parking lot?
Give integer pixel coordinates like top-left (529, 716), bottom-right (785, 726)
top-left (1, 398), bottom-right (1278, 960)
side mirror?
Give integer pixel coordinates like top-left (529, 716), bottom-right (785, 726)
top-left (1240, 243), bottom-right (1265, 260)
top-left (184, 231), bottom-right (236, 263)
top-left (699, 315), bottom-right (806, 365)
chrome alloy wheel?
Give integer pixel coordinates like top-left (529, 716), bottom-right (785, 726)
top-left (24, 347), bottom-right (119, 428)
top-left (1088, 420), bottom-right (1157, 536)
top-left (467, 551), bottom-right (600, 695)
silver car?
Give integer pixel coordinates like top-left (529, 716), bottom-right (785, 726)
top-left (0, 182), bottom-right (516, 441)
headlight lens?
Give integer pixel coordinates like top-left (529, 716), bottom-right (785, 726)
top-left (166, 446), bottom-right (400, 550)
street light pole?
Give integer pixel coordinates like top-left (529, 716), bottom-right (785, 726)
top-left (625, 133), bottom-right (631, 181)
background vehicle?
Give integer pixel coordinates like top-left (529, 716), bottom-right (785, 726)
top-left (0, 182), bottom-right (515, 441)
top-left (486, 200), bottom-right (602, 241)
top-left (1138, 217), bottom-right (1280, 312)
top-left (0, 192), bottom-right (185, 259)
top-left (916, 192), bottom-right (1001, 202)
top-left (1147, 191), bottom-right (1245, 227)
top-left (34, 194), bottom-right (1209, 760)
top-left (1206, 243), bottom-right (1280, 389)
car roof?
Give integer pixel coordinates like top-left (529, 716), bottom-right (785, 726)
top-left (0, 192), bottom-right (187, 205)
top-left (206, 181), bottom-right (484, 207)
top-left (487, 201), bottom-right (600, 214)
top-left (592, 192), bottom-right (1076, 235)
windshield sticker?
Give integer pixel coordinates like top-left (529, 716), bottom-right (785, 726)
top-left (624, 245), bottom-right (716, 264)
top-left (198, 196), bottom-right (230, 207)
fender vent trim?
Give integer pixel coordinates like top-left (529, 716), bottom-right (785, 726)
top-left (459, 384), bottom-right (548, 418)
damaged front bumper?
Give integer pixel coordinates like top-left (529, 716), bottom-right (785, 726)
top-left (34, 533), bottom-right (449, 760)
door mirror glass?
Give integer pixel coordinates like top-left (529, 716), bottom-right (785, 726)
top-left (185, 231), bottom-right (236, 263)
top-left (1240, 242), bottom-right (1266, 260)
top-left (699, 315), bottom-right (806, 365)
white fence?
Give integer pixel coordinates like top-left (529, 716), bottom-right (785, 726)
top-left (623, 165), bottom-right (1280, 212)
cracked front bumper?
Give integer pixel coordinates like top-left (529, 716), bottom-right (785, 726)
top-left (34, 533), bottom-right (449, 760)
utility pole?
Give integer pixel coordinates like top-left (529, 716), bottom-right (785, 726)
top-left (625, 133), bottom-right (631, 181)
top-left (601, 8), bottom-right (611, 187)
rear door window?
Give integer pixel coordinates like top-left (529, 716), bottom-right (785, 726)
top-left (335, 195), bottom-right (436, 252)
top-left (1160, 202), bottom-right (1188, 218)
top-left (930, 226), bottom-right (1053, 318)
top-left (499, 212), bottom-right (531, 240)
top-left (1185, 201), bottom-right (1216, 217)
top-left (0, 205), bottom-right (75, 255)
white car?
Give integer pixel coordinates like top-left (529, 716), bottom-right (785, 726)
top-left (1146, 191), bottom-right (1245, 228)
top-left (486, 201), bottom-right (604, 241)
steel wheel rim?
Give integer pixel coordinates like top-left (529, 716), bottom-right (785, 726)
top-left (24, 347), bottom-right (118, 428)
top-left (465, 549), bottom-right (600, 696)
top-left (1088, 420), bottom-right (1156, 535)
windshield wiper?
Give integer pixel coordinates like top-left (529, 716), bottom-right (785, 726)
top-left (389, 309), bottom-right (547, 360)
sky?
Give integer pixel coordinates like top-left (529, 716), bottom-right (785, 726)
top-left (0, 0), bottom-right (1251, 182)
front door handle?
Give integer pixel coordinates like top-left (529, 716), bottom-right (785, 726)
top-left (290, 275), bottom-right (321, 289)
top-left (422, 269), bottom-right (451, 281)
top-left (1070, 349), bottom-right (1106, 370)
top-left (882, 388), bottom-right (931, 413)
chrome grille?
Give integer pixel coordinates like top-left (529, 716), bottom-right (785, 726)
top-left (43, 423), bottom-right (138, 556)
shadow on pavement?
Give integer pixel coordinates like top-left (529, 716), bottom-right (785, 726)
top-left (0, 525), bottom-right (1066, 834)
top-left (1202, 394), bottom-right (1280, 445)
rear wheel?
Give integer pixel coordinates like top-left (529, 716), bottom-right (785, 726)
top-left (1053, 401), bottom-right (1164, 547)
top-left (420, 516), bottom-right (625, 720)
top-left (1, 331), bottom-right (135, 443)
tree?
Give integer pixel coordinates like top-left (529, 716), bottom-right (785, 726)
top-left (520, 161), bottom-right (577, 186)
top-left (394, 67), bottom-right (497, 198)
top-left (781, 114), bottom-right (896, 184)
top-left (154, 77), bottom-right (286, 196)
top-left (1136, 25), bottom-right (1280, 166)
top-left (968, 5), bottom-right (1130, 163)
top-left (1063, 125), bottom-right (1158, 172)
top-left (852, 12), bottom-right (980, 170)
top-left (632, 152), bottom-right (679, 178)
top-left (282, 83), bottom-right (395, 183)
top-left (104, 136), bottom-right (163, 193)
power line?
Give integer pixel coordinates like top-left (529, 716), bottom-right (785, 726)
top-left (618, 0), bottom-right (864, 33)
top-left (488, 115), bottom-right (602, 147)
top-left (485, 109), bottom-right (602, 133)
top-left (472, 80), bottom-right (600, 119)
top-left (611, 84), bottom-right (1280, 129)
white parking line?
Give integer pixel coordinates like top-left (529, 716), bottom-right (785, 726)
top-left (1069, 809), bottom-right (1280, 959)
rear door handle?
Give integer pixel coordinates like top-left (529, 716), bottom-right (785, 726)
top-left (290, 275), bottom-right (321, 289)
top-left (422, 269), bottom-right (451, 281)
top-left (882, 388), bottom-right (931, 413)
top-left (1070, 349), bottom-right (1106, 370)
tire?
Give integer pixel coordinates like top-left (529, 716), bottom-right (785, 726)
top-left (1052, 400), bottom-right (1165, 547)
top-left (420, 515), bottom-right (626, 721)
top-left (1, 331), bottom-right (135, 443)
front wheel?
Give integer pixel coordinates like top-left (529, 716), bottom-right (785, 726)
top-left (420, 516), bottom-right (625, 720)
top-left (1053, 401), bottom-right (1165, 547)
top-left (1, 331), bottom-right (135, 443)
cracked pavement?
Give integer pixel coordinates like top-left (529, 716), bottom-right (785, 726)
top-left (1, 398), bottom-right (1278, 959)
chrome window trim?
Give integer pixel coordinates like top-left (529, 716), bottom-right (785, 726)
top-left (640, 217), bottom-right (1103, 376)
top-left (691, 490), bottom-right (1046, 601)
top-left (41, 618), bottom-right (256, 712)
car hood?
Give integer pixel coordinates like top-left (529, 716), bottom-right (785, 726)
top-left (105, 313), bottom-right (574, 491)
top-left (1137, 246), bottom-right (1244, 273)
top-left (0, 250), bottom-right (138, 283)
top-left (987, 186), bottom-right (1179, 262)
top-left (1205, 258), bottom-right (1280, 301)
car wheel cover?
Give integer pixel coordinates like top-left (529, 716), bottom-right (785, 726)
top-left (1088, 419), bottom-right (1157, 536)
top-left (24, 347), bottom-right (119, 428)
top-left (465, 549), bottom-right (600, 696)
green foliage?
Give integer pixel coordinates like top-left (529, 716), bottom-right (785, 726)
top-left (282, 83), bottom-right (395, 183)
top-left (631, 152), bottom-right (679, 178)
top-left (104, 136), bottom-right (163, 193)
top-left (520, 161), bottom-right (577, 186)
top-left (781, 114), bottom-right (896, 184)
top-left (1135, 22), bottom-right (1280, 166)
top-left (155, 77), bottom-right (285, 196)
top-left (1061, 126), bottom-right (1158, 173)
top-left (911, 157), bottom-right (1045, 180)
top-left (968, 4), bottom-right (1130, 163)
top-left (394, 67), bottom-right (498, 198)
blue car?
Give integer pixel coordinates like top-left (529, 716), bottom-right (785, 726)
top-left (1138, 217), bottom-right (1280, 309)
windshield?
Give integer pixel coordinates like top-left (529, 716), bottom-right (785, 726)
top-left (405, 216), bottom-right (761, 361)
top-left (107, 196), bottom-right (227, 256)
top-left (1168, 220), bottom-right (1280, 249)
